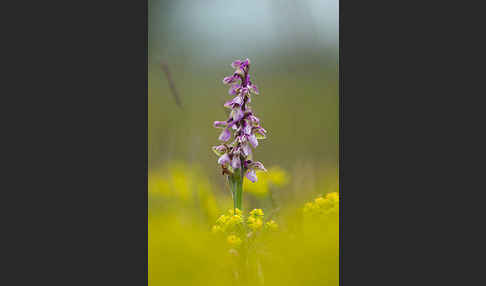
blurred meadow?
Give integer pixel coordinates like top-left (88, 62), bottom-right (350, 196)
top-left (149, 0), bottom-right (339, 285)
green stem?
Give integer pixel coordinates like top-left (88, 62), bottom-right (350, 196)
top-left (230, 168), bottom-right (245, 211)
top-left (235, 177), bottom-right (242, 211)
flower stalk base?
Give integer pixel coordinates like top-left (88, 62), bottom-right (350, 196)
top-left (229, 167), bottom-right (245, 211)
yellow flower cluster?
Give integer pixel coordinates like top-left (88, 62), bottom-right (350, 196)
top-left (213, 208), bottom-right (244, 235)
top-left (265, 220), bottom-right (279, 231)
top-left (249, 208), bottom-right (264, 216)
top-left (303, 192), bottom-right (339, 216)
top-left (212, 208), bottom-right (279, 247)
top-left (228, 208), bottom-right (242, 216)
top-left (247, 209), bottom-right (264, 231)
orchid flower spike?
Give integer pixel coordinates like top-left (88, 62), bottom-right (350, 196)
top-left (212, 58), bottom-right (267, 183)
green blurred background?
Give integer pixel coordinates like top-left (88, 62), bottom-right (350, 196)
top-left (149, 1), bottom-right (339, 285)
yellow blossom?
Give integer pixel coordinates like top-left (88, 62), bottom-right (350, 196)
top-left (228, 208), bottom-right (242, 216)
top-left (303, 192), bottom-right (340, 216)
top-left (227, 215), bottom-right (243, 227)
top-left (250, 208), bottom-right (264, 217)
top-left (216, 214), bottom-right (229, 225)
top-left (326, 192), bottom-right (339, 203)
top-left (303, 202), bottom-right (317, 214)
top-left (314, 197), bottom-right (326, 206)
top-left (248, 218), bottom-right (263, 231)
top-left (265, 220), bottom-right (278, 231)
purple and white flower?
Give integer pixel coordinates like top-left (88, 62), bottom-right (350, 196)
top-left (218, 128), bottom-right (231, 142)
top-left (212, 58), bottom-right (267, 182)
top-left (218, 153), bottom-right (230, 166)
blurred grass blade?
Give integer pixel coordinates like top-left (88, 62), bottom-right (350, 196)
top-left (160, 61), bottom-right (183, 109)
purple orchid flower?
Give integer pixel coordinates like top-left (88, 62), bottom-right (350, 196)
top-left (212, 144), bottom-right (227, 156)
top-left (231, 60), bottom-right (242, 69)
top-left (248, 160), bottom-right (267, 171)
top-left (231, 107), bottom-right (244, 122)
top-left (253, 127), bottom-right (267, 139)
top-left (223, 75), bottom-right (238, 84)
top-left (248, 114), bottom-right (260, 126)
top-left (218, 153), bottom-right (230, 165)
top-left (212, 58), bottom-right (267, 183)
top-left (228, 84), bottom-right (241, 95)
top-left (249, 82), bottom-right (259, 95)
top-left (241, 143), bottom-right (252, 157)
top-left (231, 156), bottom-right (241, 169)
top-left (246, 169), bottom-right (257, 183)
top-left (248, 133), bottom-right (258, 148)
top-left (213, 121), bottom-right (227, 128)
top-left (243, 160), bottom-right (267, 182)
top-left (218, 128), bottom-right (231, 142)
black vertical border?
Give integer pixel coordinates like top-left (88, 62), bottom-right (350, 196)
top-left (7, 0), bottom-right (151, 284)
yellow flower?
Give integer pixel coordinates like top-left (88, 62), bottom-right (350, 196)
top-left (227, 235), bottom-right (242, 247)
top-left (326, 192), bottom-right (339, 203)
top-left (250, 208), bottom-right (264, 217)
top-left (248, 218), bottom-right (263, 231)
top-left (228, 208), bottom-right (242, 216)
top-left (303, 202), bottom-right (316, 214)
top-left (247, 216), bottom-right (256, 224)
top-left (314, 197), bottom-right (326, 206)
top-left (303, 192), bottom-right (340, 217)
top-left (216, 214), bottom-right (229, 225)
top-left (265, 220), bottom-right (278, 231)
top-left (227, 215), bottom-right (243, 227)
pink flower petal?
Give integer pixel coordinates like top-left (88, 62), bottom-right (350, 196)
top-left (218, 128), bottom-right (231, 142)
top-left (231, 156), bottom-right (241, 169)
top-left (248, 134), bottom-right (258, 148)
top-left (217, 153), bottom-right (230, 165)
top-left (245, 169), bottom-right (257, 183)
